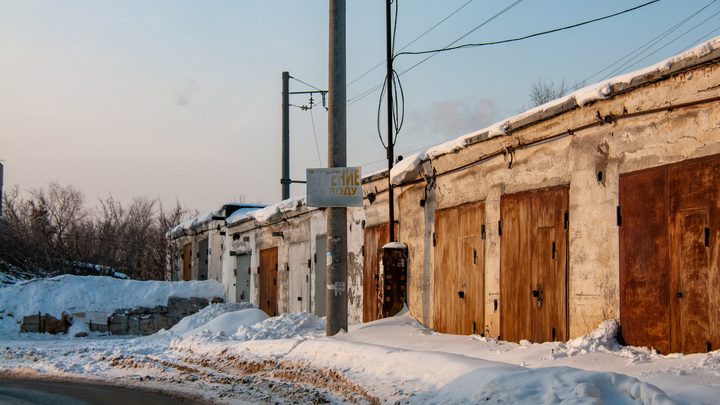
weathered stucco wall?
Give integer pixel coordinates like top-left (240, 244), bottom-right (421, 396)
top-left (220, 206), bottom-right (364, 322)
top-left (362, 58), bottom-right (720, 340)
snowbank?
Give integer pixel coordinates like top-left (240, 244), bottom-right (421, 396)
top-left (169, 302), bottom-right (256, 336)
top-left (0, 275), bottom-right (225, 320)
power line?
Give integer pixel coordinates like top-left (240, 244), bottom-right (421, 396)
top-left (349, 0), bottom-right (661, 107)
top-left (290, 76), bottom-right (324, 92)
top-left (394, 0), bottom-right (661, 57)
top-left (611, 7), bottom-right (720, 76)
top-left (348, 0), bottom-right (525, 106)
top-left (680, 25), bottom-right (720, 53)
top-left (309, 106), bottom-right (324, 168)
top-left (347, 0), bottom-right (478, 89)
top-left (594, 0), bottom-right (715, 81)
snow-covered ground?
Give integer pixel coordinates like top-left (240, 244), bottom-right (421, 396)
top-left (1, 277), bottom-right (719, 404)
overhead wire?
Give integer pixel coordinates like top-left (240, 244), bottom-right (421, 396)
top-left (347, 0), bottom-right (480, 106)
top-left (394, 0), bottom-right (660, 58)
top-left (595, 0), bottom-right (715, 81)
top-left (309, 105), bottom-right (324, 168)
top-left (613, 7), bottom-right (720, 75)
top-left (289, 76), bottom-right (325, 92)
top-left (680, 25), bottom-right (720, 52)
top-left (346, 0), bottom-right (477, 88)
top-left (350, 0), bottom-right (655, 106)
top-left (288, 76), bottom-right (326, 169)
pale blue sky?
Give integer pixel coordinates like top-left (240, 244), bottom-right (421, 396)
top-left (2, 0), bottom-right (718, 212)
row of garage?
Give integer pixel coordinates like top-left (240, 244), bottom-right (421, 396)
top-left (168, 40), bottom-right (720, 354)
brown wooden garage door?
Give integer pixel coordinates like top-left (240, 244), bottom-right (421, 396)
top-left (182, 243), bottom-right (192, 281)
top-left (259, 247), bottom-right (278, 316)
top-left (500, 185), bottom-right (568, 343)
top-left (620, 154), bottom-right (720, 354)
top-left (434, 202), bottom-right (485, 335)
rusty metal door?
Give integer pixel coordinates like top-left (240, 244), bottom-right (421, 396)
top-left (259, 247), bottom-right (278, 316)
top-left (668, 156), bottom-right (719, 353)
top-left (673, 210), bottom-right (710, 353)
top-left (434, 202), bottom-right (485, 335)
top-left (619, 166), bottom-right (670, 353)
top-left (363, 224), bottom-right (389, 323)
top-left (620, 154), bottom-right (720, 354)
top-left (182, 243), bottom-right (191, 281)
top-left (500, 186), bottom-right (567, 343)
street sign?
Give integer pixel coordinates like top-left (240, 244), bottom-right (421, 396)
top-left (306, 167), bottom-right (362, 207)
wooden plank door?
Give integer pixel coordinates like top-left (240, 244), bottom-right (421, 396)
top-left (289, 241), bottom-right (311, 314)
top-left (531, 187), bottom-right (568, 343)
top-left (459, 202), bottom-right (484, 335)
top-left (235, 254), bottom-right (251, 303)
top-left (500, 192), bottom-right (533, 342)
top-left (434, 202), bottom-right (485, 335)
top-left (182, 243), bottom-right (192, 281)
top-left (434, 208), bottom-right (459, 334)
top-left (259, 247), bottom-right (278, 316)
top-left (363, 224), bottom-right (390, 322)
top-left (500, 186), bottom-right (567, 343)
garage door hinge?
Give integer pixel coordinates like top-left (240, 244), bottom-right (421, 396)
top-left (314, 253), bottom-right (317, 263)
top-left (308, 259), bottom-right (311, 268)
top-left (433, 232), bottom-right (436, 247)
top-left (498, 220), bottom-right (503, 236)
top-left (481, 224), bottom-right (486, 240)
top-left (552, 242), bottom-right (556, 259)
top-left (473, 249), bottom-right (477, 264)
top-left (616, 206), bottom-right (623, 226)
top-left (564, 212), bottom-right (569, 230)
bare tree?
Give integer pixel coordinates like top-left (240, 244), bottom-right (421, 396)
top-left (0, 182), bottom-right (191, 280)
top-left (517, 78), bottom-right (582, 113)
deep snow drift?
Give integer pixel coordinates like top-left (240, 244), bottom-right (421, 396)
top-left (0, 276), bottom-right (719, 404)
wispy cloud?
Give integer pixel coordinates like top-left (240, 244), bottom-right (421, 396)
top-left (410, 98), bottom-right (498, 140)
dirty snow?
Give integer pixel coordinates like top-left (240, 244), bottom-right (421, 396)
top-left (1, 277), bottom-right (719, 404)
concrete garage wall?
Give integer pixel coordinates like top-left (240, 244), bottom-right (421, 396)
top-left (223, 198), bottom-right (365, 323)
top-left (362, 46), bottom-right (720, 341)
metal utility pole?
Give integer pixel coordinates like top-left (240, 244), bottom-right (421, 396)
top-left (281, 71), bottom-right (290, 201)
top-left (386, 0), bottom-right (396, 243)
top-left (327, 0), bottom-right (347, 336)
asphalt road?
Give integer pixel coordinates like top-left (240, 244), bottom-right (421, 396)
top-left (0, 378), bottom-right (191, 404)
